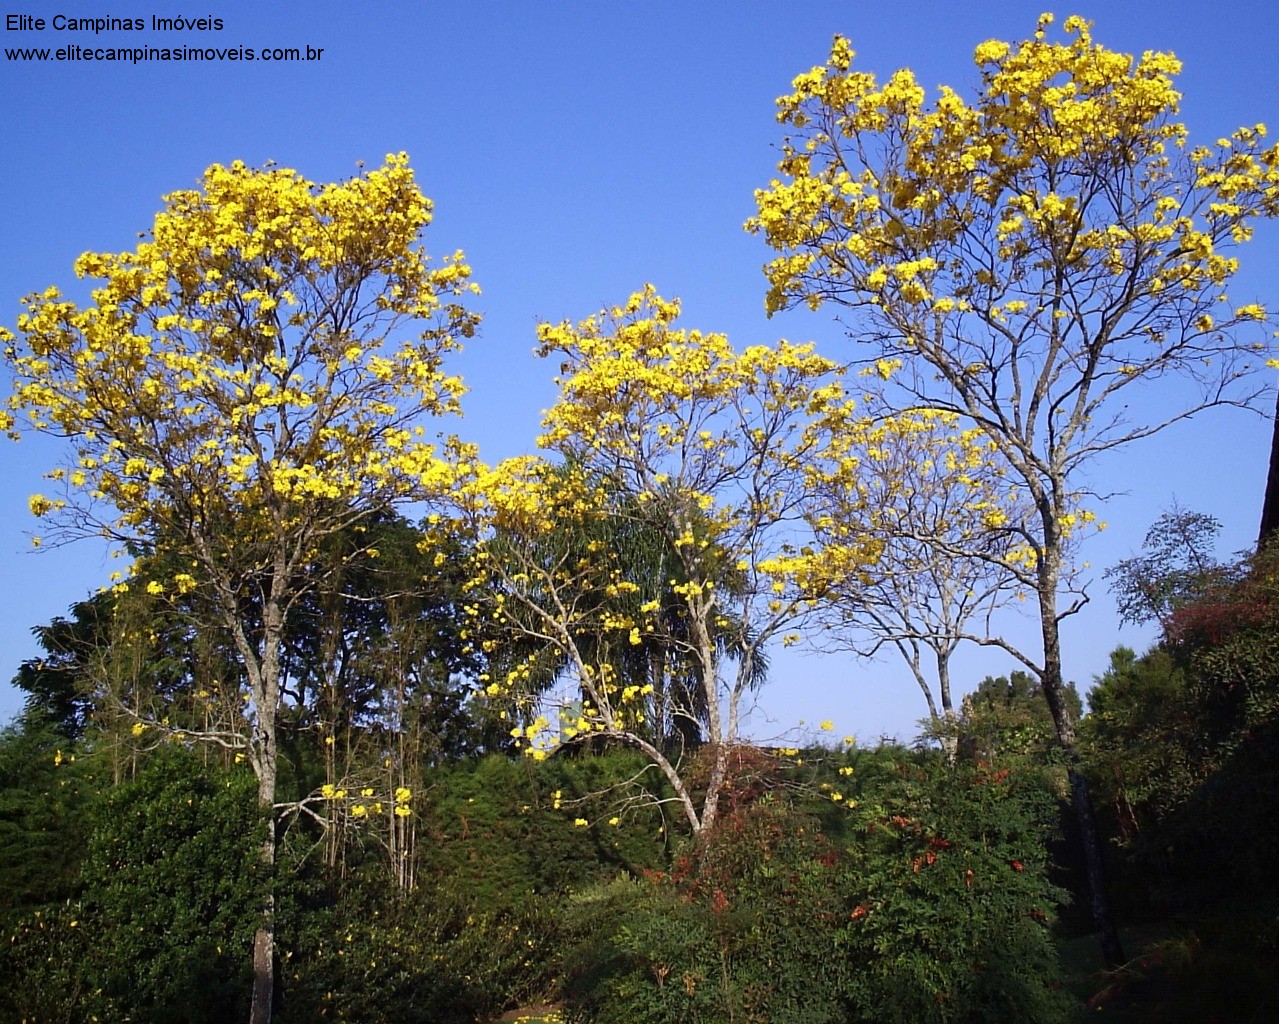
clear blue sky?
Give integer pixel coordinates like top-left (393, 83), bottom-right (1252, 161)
top-left (3, 0), bottom-right (1277, 738)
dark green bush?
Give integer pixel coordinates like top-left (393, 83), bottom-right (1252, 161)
top-left (1, 746), bottom-right (264, 1024)
top-left (80, 747), bottom-right (264, 1023)
top-left (832, 751), bottom-right (1072, 1024)
top-left (415, 750), bottom-right (671, 908)
top-left (1, 901), bottom-right (118, 1023)
top-left (0, 722), bottom-right (91, 925)
top-left (562, 748), bottom-right (1073, 1024)
top-left (562, 798), bottom-right (849, 1024)
top-left (278, 883), bottom-right (563, 1024)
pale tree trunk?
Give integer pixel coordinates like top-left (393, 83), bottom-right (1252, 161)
top-left (934, 649), bottom-right (959, 763)
top-left (692, 596), bottom-right (726, 837)
top-left (250, 769), bottom-right (277, 1024)
top-left (699, 742), bottom-right (729, 838)
top-left (247, 603), bottom-right (284, 1024)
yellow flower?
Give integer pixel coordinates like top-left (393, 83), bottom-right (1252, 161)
top-left (28, 494), bottom-right (55, 517)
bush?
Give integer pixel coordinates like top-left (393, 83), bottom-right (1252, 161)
top-left (0, 721), bottom-right (91, 924)
top-left (1, 902), bottom-right (118, 1023)
top-left (1, 746), bottom-right (264, 1024)
top-left (278, 884), bottom-right (564, 1024)
top-left (415, 750), bottom-right (670, 909)
top-left (561, 748), bottom-right (1073, 1024)
top-left (80, 747), bottom-right (265, 1023)
top-left (563, 798), bottom-right (849, 1024)
top-left (832, 750), bottom-right (1072, 1024)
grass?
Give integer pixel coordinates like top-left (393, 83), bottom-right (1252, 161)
top-left (494, 1005), bottom-right (564, 1024)
top-left (1056, 909), bottom-right (1279, 1024)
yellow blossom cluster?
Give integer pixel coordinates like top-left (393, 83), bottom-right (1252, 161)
top-left (809, 398), bottom-right (1036, 568)
top-left (321, 780), bottom-right (412, 821)
top-left (5, 155), bottom-right (479, 585)
top-left (457, 288), bottom-right (882, 814)
top-left (749, 14), bottom-right (1279, 356)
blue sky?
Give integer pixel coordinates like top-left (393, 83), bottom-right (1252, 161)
top-left (2, 0), bottom-right (1277, 738)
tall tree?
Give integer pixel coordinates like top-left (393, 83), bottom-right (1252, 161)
top-left (748, 15), bottom-right (1278, 964)
top-left (3, 155), bottom-right (478, 1023)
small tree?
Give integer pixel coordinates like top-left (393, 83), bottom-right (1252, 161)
top-left (809, 386), bottom-right (1029, 742)
top-left (1105, 505), bottom-right (1244, 630)
top-left (749, 15), bottom-right (1278, 963)
top-left (460, 286), bottom-right (867, 836)
top-left (3, 155), bottom-right (478, 1023)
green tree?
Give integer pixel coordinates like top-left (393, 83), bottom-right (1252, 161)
top-left (1082, 645), bottom-right (1191, 844)
top-left (959, 669), bottom-right (1083, 766)
top-left (1105, 507), bottom-right (1244, 630)
top-left (10, 597), bottom-right (109, 740)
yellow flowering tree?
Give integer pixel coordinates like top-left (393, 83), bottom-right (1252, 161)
top-left (3, 155), bottom-right (478, 1024)
top-left (749, 14), bottom-right (1279, 964)
top-left (462, 286), bottom-right (867, 835)
top-left (808, 385), bottom-right (1034, 744)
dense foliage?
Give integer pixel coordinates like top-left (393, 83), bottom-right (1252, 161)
top-left (0, 734), bottom-right (1077, 1023)
top-left (563, 748), bottom-right (1071, 1024)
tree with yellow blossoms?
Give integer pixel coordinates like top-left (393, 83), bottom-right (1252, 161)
top-left (750, 13), bottom-right (1279, 966)
top-left (3, 155), bottom-right (479, 1024)
top-left (808, 383), bottom-right (1035, 746)
top-left (460, 286), bottom-right (866, 836)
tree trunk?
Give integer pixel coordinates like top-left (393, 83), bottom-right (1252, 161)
top-left (934, 649), bottom-right (959, 762)
top-left (249, 728), bottom-right (278, 1024)
top-left (1037, 546), bottom-right (1126, 968)
top-left (248, 613), bottom-right (282, 1024)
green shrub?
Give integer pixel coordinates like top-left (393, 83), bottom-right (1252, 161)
top-left (563, 798), bottom-right (849, 1024)
top-left (0, 722), bottom-right (92, 925)
top-left (278, 884), bottom-right (563, 1023)
top-left (80, 747), bottom-right (264, 1023)
top-left (1, 746), bottom-right (264, 1024)
top-left (832, 751), bottom-right (1072, 1024)
top-left (415, 750), bottom-right (670, 908)
top-left (1, 902), bottom-right (118, 1023)
top-left (562, 748), bottom-right (1073, 1024)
